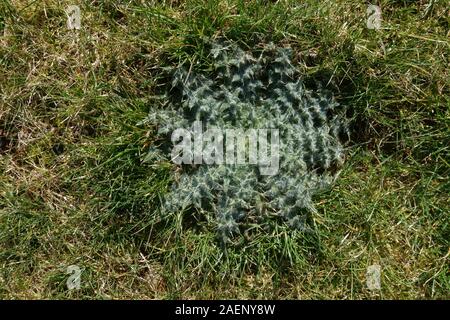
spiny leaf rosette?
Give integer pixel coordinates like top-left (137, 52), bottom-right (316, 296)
top-left (142, 42), bottom-right (349, 245)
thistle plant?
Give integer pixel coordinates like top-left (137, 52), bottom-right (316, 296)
top-left (142, 42), bottom-right (349, 245)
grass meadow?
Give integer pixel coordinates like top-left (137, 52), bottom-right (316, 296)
top-left (0, 0), bottom-right (448, 299)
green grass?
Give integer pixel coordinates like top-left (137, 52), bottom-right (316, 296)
top-left (0, 0), bottom-right (448, 299)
